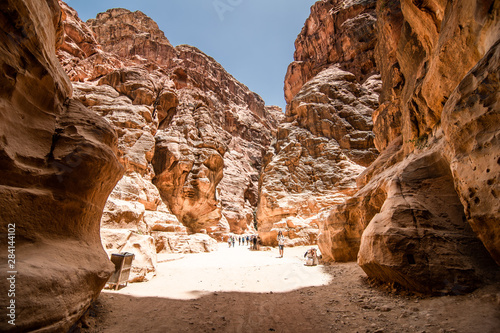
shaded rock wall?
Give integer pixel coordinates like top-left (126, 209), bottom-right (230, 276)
top-left (256, 0), bottom-right (380, 246)
top-left (0, 0), bottom-right (123, 331)
top-left (320, 0), bottom-right (500, 294)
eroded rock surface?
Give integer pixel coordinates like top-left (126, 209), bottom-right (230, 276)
top-left (319, 0), bottom-right (500, 294)
top-left (442, 39), bottom-right (500, 266)
top-left (284, 0), bottom-right (378, 104)
top-left (0, 0), bottom-right (123, 331)
top-left (56, 2), bottom-right (281, 281)
top-left (257, 0), bottom-right (380, 246)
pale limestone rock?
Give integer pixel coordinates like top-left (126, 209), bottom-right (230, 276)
top-left (101, 229), bottom-right (132, 254)
top-left (120, 233), bottom-right (157, 282)
top-left (121, 233), bottom-right (157, 282)
top-left (101, 198), bottom-right (146, 229)
top-left (101, 230), bottom-right (157, 282)
top-left (154, 233), bottom-right (217, 254)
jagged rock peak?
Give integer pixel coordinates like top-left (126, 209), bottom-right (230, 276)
top-left (57, 1), bottom-right (283, 244)
top-left (89, 7), bottom-right (171, 45)
top-left (284, 0), bottom-right (378, 104)
top-left (256, 0), bottom-right (380, 247)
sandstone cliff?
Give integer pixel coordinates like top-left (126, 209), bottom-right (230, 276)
top-left (56, 2), bottom-right (282, 281)
top-left (257, 0), bottom-right (380, 246)
top-left (318, 0), bottom-right (500, 294)
top-left (0, 0), bottom-right (123, 331)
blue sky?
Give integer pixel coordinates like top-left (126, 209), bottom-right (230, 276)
top-left (66, 0), bottom-right (318, 111)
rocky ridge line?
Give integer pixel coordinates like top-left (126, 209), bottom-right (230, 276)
top-left (57, 1), bottom-right (283, 281)
top-left (256, 0), bottom-right (380, 247)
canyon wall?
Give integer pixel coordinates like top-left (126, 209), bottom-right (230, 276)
top-left (316, 0), bottom-right (499, 294)
top-left (57, 3), bottom-right (282, 279)
top-left (0, 0), bottom-right (123, 331)
top-left (0, 0), bottom-right (281, 329)
top-left (257, 0), bottom-right (380, 246)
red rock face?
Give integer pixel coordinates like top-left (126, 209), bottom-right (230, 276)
top-left (0, 0), bottom-right (123, 331)
top-left (284, 0), bottom-right (378, 105)
top-left (319, 0), bottom-right (500, 294)
top-left (56, 3), bottom-right (282, 241)
top-left (257, 0), bottom-right (380, 246)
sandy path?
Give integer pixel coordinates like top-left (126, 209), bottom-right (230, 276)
top-left (79, 244), bottom-right (500, 333)
top-left (116, 244), bottom-right (330, 299)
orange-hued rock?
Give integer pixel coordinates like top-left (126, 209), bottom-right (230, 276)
top-left (372, 0), bottom-right (404, 152)
top-left (0, 0), bottom-right (123, 331)
top-left (357, 145), bottom-right (494, 294)
top-left (318, 0), bottom-right (500, 294)
top-left (57, 1), bottom-right (125, 81)
top-left (58, 3), bottom-right (282, 242)
top-left (258, 0), bottom-right (380, 246)
top-left (284, 0), bottom-right (378, 104)
top-left (87, 7), bottom-right (176, 66)
top-left (442, 39), bottom-right (500, 265)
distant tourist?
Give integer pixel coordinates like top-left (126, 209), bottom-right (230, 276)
top-left (277, 231), bottom-right (285, 258)
top-left (231, 236), bottom-right (235, 248)
top-left (228, 236), bottom-right (232, 248)
top-left (252, 235), bottom-right (257, 250)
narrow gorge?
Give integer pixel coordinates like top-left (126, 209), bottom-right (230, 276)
top-left (0, 0), bottom-right (499, 332)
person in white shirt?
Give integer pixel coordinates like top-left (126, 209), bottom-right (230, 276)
top-left (277, 231), bottom-right (285, 258)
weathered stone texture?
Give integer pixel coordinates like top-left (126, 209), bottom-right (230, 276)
top-left (257, 0), bottom-right (380, 246)
top-left (57, 3), bottom-right (282, 258)
top-left (442, 39), bottom-right (500, 265)
top-left (0, 0), bottom-right (123, 331)
top-left (319, 0), bottom-right (500, 294)
top-left (284, 0), bottom-right (378, 104)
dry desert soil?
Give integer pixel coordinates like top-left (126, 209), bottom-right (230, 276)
top-left (76, 244), bottom-right (500, 333)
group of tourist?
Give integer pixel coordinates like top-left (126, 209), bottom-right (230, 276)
top-left (226, 232), bottom-right (319, 265)
top-left (227, 235), bottom-right (261, 250)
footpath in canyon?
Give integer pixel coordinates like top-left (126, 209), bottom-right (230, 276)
top-left (1, 0), bottom-right (500, 332)
top-left (76, 245), bottom-right (500, 333)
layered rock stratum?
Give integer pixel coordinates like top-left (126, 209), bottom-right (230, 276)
top-left (309, 0), bottom-right (500, 294)
top-left (2, 0), bottom-right (499, 331)
top-left (257, 0), bottom-right (380, 246)
top-left (57, 2), bottom-right (282, 280)
top-left (0, 0), bottom-right (123, 331)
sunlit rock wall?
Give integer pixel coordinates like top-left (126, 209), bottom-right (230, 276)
top-left (257, 0), bottom-right (380, 246)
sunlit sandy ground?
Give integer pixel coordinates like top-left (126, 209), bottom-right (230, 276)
top-left (106, 244), bottom-right (330, 300)
top-left (88, 243), bottom-right (500, 333)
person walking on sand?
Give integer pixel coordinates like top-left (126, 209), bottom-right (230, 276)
top-left (277, 231), bottom-right (285, 258)
top-left (228, 236), bottom-right (232, 248)
top-left (231, 236), bottom-right (235, 248)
